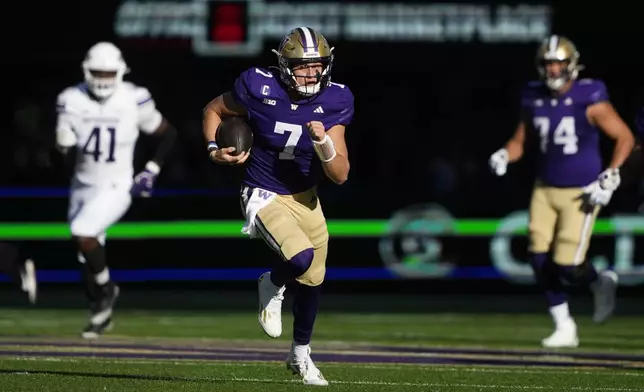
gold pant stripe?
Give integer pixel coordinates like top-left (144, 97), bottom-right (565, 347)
top-left (573, 212), bottom-right (595, 266)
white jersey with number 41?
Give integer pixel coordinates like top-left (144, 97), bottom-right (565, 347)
top-left (56, 82), bottom-right (163, 187)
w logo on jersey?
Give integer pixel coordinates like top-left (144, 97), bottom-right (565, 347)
top-left (257, 190), bottom-right (274, 200)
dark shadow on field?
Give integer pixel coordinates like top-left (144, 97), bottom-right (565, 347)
top-left (0, 368), bottom-right (293, 384)
top-left (0, 368), bottom-right (204, 382)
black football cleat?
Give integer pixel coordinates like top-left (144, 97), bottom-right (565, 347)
top-left (81, 282), bottom-right (120, 339)
top-left (81, 317), bottom-right (114, 339)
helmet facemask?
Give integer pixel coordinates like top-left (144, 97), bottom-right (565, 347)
top-left (537, 59), bottom-right (579, 91)
top-left (275, 53), bottom-right (333, 97)
top-left (82, 68), bottom-right (125, 99)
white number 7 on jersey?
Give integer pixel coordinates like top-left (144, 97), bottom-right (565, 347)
top-left (273, 121), bottom-right (303, 160)
top-left (533, 116), bottom-right (578, 155)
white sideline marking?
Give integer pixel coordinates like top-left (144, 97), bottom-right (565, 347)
top-left (10, 356), bottom-right (644, 377)
top-left (8, 371), bottom-right (636, 391)
top-left (226, 376), bottom-right (644, 390)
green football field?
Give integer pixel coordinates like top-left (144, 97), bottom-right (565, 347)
top-left (0, 292), bottom-right (643, 392)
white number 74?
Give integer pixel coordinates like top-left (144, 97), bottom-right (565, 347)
top-left (533, 116), bottom-right (578, 155)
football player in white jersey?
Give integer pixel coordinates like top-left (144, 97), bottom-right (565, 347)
top-left (55, 42), bottom-right (177, 338)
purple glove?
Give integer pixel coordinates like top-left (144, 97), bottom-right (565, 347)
top-left (131, 161), bottom-right (161, 197)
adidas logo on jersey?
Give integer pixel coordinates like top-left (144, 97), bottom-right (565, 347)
top-left (314, 106), bottom-right (324, 113)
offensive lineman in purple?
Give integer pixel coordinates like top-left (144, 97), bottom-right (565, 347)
top-left (489, 35), bottom-right (634, 349)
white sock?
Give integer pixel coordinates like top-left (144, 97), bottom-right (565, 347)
top-left (293, 343), bottom-right (310, 357)
top-left (549, 302), bottom-right (572, 328)
top-left (94, 268), bottom-right (110, 285)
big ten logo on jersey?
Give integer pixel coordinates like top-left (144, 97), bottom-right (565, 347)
top-left (83, 125), bottom-right (118, 163)
top-left (534, 116), bottom-right (578, 155)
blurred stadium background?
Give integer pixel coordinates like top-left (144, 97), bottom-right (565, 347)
top-left (3, 0), bottom-right (644, 390)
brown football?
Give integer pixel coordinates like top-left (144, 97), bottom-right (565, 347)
top-left (216, 117), bottom-right (253, 156)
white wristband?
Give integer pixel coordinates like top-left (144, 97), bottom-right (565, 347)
top-left (312, 135), bottom-right (337, 163)
top-left (207, 141), bottom-right (219, 153)
top-left (145, 160), bottom-right (161, 175)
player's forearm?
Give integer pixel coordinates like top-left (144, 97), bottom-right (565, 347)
top-left (608, 133), bottom-right (635, 169)
top-left (55, 129), bottom-right (76, 167)
top-left (202, 104), bottom-right (223, 143)
top-left (150, 124), bottom-right (177, 167)
top-left (322, 155), bottom-right (350, 184)
top-left (504, 140), bottom-right (524, 162)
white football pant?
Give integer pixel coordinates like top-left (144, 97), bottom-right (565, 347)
top-left (68, 183), bottom-right (131, 263)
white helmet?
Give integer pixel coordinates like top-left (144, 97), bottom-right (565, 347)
top-left (82, 42), bottom-right (128, 99)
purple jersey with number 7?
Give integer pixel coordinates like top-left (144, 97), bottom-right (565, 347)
top-left (231, 67), bottom-right (354, 194)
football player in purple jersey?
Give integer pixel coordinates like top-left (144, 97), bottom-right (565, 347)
top-left (489, 35), bottom-right (634, 348)
top-left (203, 27), bottom-right (354, 385)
